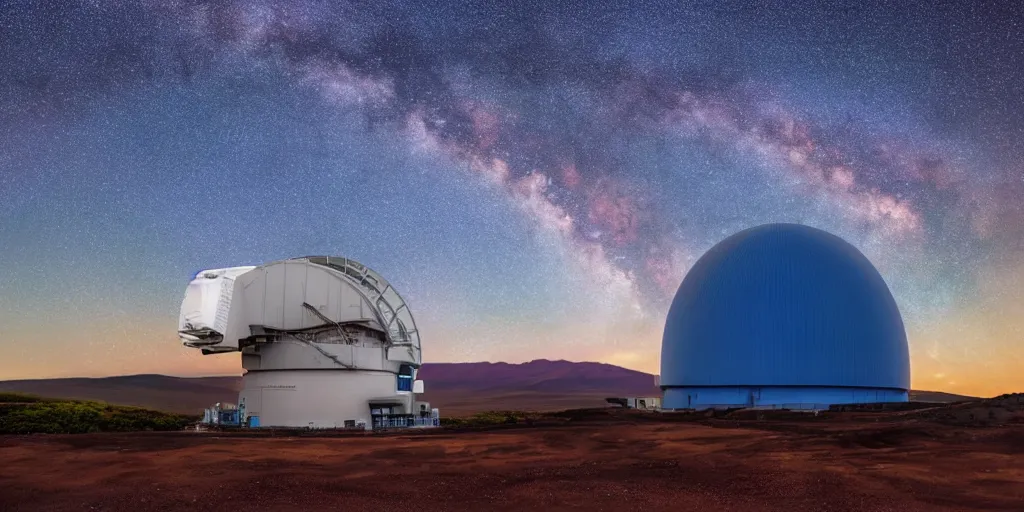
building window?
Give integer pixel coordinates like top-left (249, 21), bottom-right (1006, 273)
top-left (397, 364), bottom-right (413, 392)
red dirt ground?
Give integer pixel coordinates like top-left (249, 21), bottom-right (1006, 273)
top-left (2, 412), bottom-right (1022, 511)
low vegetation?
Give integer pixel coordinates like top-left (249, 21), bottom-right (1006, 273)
top-left (0, 393), bottom-right (198, 434)
top-left (439, 410), bottom-right (539, 428)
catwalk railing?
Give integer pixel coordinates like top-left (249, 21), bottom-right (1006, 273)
top-left (372, 416), bottom-right (440, 429)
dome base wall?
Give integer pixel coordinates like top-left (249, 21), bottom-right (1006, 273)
top-left (662, 386), bottom-right (908, 411)
top-left (239, 369), bottom-right (415, 428)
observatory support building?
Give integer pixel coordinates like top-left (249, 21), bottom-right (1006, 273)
top-left (178, 256), bottom-right (436, 429)
top-left (660, 223), bottom-right (912, 411)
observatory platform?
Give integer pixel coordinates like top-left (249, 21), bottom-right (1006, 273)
top-left (178, 256), bottom-right (437, 429)
top-left (660, 224), bottom-right (911, 411)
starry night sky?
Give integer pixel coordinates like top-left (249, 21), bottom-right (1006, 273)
top-left (1, 1), bottom-right (1022, 395)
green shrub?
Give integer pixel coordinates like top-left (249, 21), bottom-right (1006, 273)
top-left (0, 398), bottom-right (198, 434)
top-left (0, 392), bottom-right (51, 403)
top-left (439, 410), bottom-right (535, 428)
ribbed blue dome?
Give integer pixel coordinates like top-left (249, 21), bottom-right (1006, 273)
top-left (660, 223), bottom-right (910, 409)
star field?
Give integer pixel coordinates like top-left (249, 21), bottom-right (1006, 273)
top-left (1, 1), bottom-right (1022, 395)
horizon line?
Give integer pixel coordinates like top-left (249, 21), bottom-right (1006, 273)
top-left (0, 358), bottom-right (654, 382)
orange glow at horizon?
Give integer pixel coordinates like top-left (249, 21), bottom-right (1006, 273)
top-left (2, 315), bottom-right (1020, 399)
top-left (3, 263), bottom-right (1022, 398)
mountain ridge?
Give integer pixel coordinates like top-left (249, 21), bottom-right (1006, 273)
top-left (0, 360), bottom-right (976, 415)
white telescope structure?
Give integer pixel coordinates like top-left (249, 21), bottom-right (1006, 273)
top-left (178, 256), bottom-right (433, 429)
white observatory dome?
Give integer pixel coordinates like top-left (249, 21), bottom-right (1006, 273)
top-left (178, 256), bottom-right (431, 429)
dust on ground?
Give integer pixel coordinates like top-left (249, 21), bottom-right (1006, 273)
top-left (1, 405), bottom-right (1022, 512)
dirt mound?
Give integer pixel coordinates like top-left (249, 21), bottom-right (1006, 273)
top-left (982, 392), bottom-right (1024, 407)
top-left (894, 393), bottom-right (1024, 426)
top-left (833, 426), bottom-right (944, 449)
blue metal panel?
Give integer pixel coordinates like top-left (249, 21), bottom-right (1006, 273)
top-left (661, 223), bottom-right (911, 394)
top-left (663, 386), bottom-right (908, 410)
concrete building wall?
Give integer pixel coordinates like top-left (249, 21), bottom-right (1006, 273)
top-left (240, 369), bottom-right (410, 428)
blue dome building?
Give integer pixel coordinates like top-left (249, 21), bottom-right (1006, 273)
top-left (660, 223), bottom-right (911, 410)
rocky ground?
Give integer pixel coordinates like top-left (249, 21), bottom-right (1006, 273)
top-left (1, 399), bottom-right (1022, 511)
